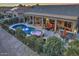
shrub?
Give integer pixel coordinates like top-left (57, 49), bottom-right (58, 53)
top-left (24, 36), bottom-right (44, 54)
top-left (2, 17), bottom-right (19, 25)
top-left (1, 24), bottom-right (9, 31)
top-left (3, 20), bottom-right (9, 25)
top-left (0, 13), bottom-right (4, 19)
top-left (43, 36), bottom-right (65, 56)
top-left (9, 29), bottom-right (15, 35)
top-left (25, 36), bottom-right (37, 48)
top-left (15, 28), bottom-right (26, 40)
top-left (64, 40), bottom-right (79, 56)
top-left (33, 37), bottom-right (44, 53)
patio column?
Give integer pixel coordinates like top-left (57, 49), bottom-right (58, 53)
top-left (18, 16), bottom-right (21, 23)
top-left (41, 16), bottom-right (44, 28)
top-left (32, 16), bottom-right (35, 25)
top-left (72, 21), bottom-right (76, 32)
top-left (26, 15), bottom-right (28, 23)
top-left (23, 16), bottom-right (25, 23)
top-left (12, 13), bottom-right (14, 18)
top-left (54, 19), bottom-right (57, 31)
top-left (27, 16), bottom-right (29, 23)
top-left (29, 16), bottom-right (31, 23)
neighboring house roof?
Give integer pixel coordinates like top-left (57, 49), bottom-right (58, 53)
top-left (0, 7), bottom-right (13, 13)
top-left (10, 4), bottom-right (79, 17)
top-left (10, 7), bottom-right (19, 11)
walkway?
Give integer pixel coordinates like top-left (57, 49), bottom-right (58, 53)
top-left (0, 27), bottom-right (38, 56)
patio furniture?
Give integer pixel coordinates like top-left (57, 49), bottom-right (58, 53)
top-left (45, 22), bottom-right (54, 30)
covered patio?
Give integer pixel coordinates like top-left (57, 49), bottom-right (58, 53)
top-left (24, 12), bottom-right (77, 33)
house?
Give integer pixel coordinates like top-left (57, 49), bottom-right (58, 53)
top-left (6, 4), bottom-right (79, 33)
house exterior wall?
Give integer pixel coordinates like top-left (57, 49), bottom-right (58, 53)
top-left (24, 13), bottom-right (77, 33)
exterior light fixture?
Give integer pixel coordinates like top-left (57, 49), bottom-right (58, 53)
top-left (74, 29), bottom-right (77, 34)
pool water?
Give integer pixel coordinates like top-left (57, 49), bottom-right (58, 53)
top-left (22, 27), bottom-right (35, 35)
top-left (12, 24), bottom-right (27, 29)
top-left (11, 24), bottom-right (42, 36)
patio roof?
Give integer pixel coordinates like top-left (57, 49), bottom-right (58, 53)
top-left (24, 12), bottom-right (78, 20)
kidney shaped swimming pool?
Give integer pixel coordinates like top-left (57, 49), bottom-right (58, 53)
top-left (9, 23), bottom-right (42, 36)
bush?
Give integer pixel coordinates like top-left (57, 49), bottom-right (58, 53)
top-left (43, 36), bottom-right (65, 56)
top-left (2, 17), bottom-right (20, 26)
top-left (15, 28), bottom-right (26, 40)
top-left (64, 40), bottom-right (79, 56)
top-left (1, 24), bottom-right (9, 31)
top-left (24, 36), bottom-right (44, 54)
top-left (25, 36), bottom-right (37, 48)
top-left (33, 37), bottom-right (44, 53)
top-left (0, 13), bottom-right (4, 19)
top-left (11, 28), bottom-right (44, 54)
top-left (9, 29), bottom-right (15, 35)
top-left (3, 20), bottom-right (9, 25)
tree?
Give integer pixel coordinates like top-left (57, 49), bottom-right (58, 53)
top-left (64, 40), bottom-right (79, 56)
top-left (36, 4), bottom-right (40, 6)
top-left (18, 4), bottom-right (24, 7)
top-left (43, 36), bottom-right (65, 56)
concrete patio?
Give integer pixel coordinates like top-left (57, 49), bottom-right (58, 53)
top-left (0, 27), bottom-right (38, 56)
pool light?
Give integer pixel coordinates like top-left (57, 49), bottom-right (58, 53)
top-left (23, 28), bottom-right (29, 31)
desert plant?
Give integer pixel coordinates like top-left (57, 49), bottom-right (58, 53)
top-left (43, 36), bottom-right (65, 56)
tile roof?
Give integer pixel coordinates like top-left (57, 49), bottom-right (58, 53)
top-left (24, 12), bottom-right (78, 20)
top-left (29, 5), bottom-right (79, 16)
top-left (5, 4), bottom-right (79, 17)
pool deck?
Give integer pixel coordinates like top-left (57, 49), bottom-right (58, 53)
top-left (0, 26), bottom-right (39, 56)
top-left (9, 23), bottom-right (62, 39)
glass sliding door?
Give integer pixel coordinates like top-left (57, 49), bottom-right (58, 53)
top-left (34, 16), bottom-right (42, 28)
top-left (64, 21), bottom-right (72, 31)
